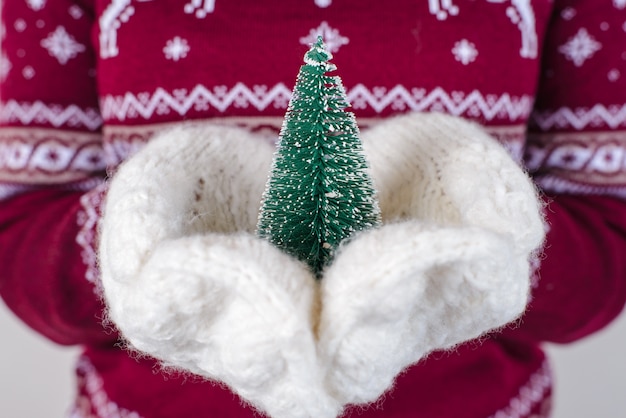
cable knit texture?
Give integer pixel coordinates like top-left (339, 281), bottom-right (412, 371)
top-left (99, 113), bottom-right (545, 417)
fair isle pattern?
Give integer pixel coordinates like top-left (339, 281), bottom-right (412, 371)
top-left (525, 131), bottom-right (626, 196)
top-left (103, 128), bottom-right (154, 168)
top-left (76, 183), bottom-right (107, 294)
top-left (101, 120), bottom-right (527, 170)
top-left (531, 103), bottom-right (626, 131)
top-left (483, 124), bottom-right (527, 163)
top-left (70, 355), bottom-right (143, 418)
top-left (100, 84), bottom-right (533, 122)
top-left (0, 100), bottom-right (103, 131)
top-left (101, 84), bottom-right (290, 120)
top-left (428, 0), bottom-right (538, 59)
top-left (0, 128), bottom-right (105, 184)
top-left (102, 118), bottom-right (282, 167)
top-left (488, 361), bottom-right (552, 418)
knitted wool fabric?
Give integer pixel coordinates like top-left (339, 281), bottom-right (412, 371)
top-left (319, 112), bottom-right (545, 405)
top-left (99, 112), bottom-right (544, 418)
top-left (99, 124), bottom-right (340, 418)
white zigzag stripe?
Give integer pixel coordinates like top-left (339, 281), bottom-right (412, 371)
top-left (533, 104), bottom-right (626, 131)
top-left (0, 101), bottom-right (103, 131)
top-left (347, 84), bottom-right (532, 119)
top-left (100, 83), bottom-right (534, 122)
top-left (101, 84), bottom-right (292, 121)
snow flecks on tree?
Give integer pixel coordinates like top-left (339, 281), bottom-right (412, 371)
top-left (257, 36), bottom-right (381, 277)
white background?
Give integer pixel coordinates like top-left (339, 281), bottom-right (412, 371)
top-left (1, 301), bottom-right (625, 417)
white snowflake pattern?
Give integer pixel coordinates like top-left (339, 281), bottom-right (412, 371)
top-left (429, 0), bottom-right (459, 21)
top-left (40, 26), bottom-right (86, 65)
top-left (26, 0), bottom-right (46, 11)
top-left (184, 0), bottom-right (215, 18)
top-left (613, 0), bottom-right (626, 10)
top-left (163, 37), bottom-right (190, 61)
top-left (300, 21), bottom-right (349, 53)
top-left (608, 69), bottom-right (621, 82)
top-left (314, 0), bottom-right (332, 7)
top-left (22, 66), bottom-right (35, 79)
top-left (14, 19), bottom-right (27, 32)
top-left (558, 28), bottom-right (602, 67)
top-left (68, 5), bottom-right (84, 19)
top-left (452, 39), bottom-right (478, 65)
top-left (560, 7), bottom-right (576, 20)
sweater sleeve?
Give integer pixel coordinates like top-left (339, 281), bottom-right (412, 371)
top-left (517, 0), bottom-right (626, 343)
top-left (0, 0), bottom-right (115, 346)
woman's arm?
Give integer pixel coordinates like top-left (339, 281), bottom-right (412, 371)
top-left (0, 0), bottom-right (115, 345)
top-left (515, 0), bottom-right (626, 343)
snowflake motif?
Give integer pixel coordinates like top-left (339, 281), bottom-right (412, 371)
top-left (452, 39), bottom-right (478, 65)
top-left (194, 98), bottom-right (210, 112)
top-left (429, 0), bottom-right (459, 20)
top-left (560, 7), bottom-right (576, 21)
top-left (14, 19), bottom-right (27, 32)
top-left (392, 98), bottom-right (407, 110)
top-left (300, 22), bottom-right (349, 53)
top-left (173, 89), bottom-right (188, 101)
top-left (558, 28), bottom-right (602, 67)
top-left (40, 26), bottom-right (86, 65)
top-left (372, 87), bottom-right (387, 98)
top-left (163, 37), bottom-right (190, 61)
top-left (184, 0), bottom-right (215, 18)
top-left (608, 69), bottom-right (621, 82)
top-left (22, 66), bottom-right (35, 79)
top-left (26, 0), bottom-right (46, 11)
top-left (68, 5), bottom-right (84, 19)
top-left (314, 0), bottom-right (332, 7)
top-left (614, 0), bottom-right (626, 9)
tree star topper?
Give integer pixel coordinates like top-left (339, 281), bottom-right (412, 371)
top-left (257, 36), bottom-right (381, 277)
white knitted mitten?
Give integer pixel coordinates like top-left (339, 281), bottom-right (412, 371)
top-left (99, 125), bottom-right (341, 418)
top-left (318, 112), bottom-right (545, 406)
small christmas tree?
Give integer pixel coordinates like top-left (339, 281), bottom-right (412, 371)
top-left (257, 37), bottom-right (381, 277)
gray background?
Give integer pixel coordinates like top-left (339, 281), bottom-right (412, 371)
top-left (1, 302), bottom-right (625, 417)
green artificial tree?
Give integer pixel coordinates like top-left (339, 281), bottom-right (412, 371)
top-left (257, 36), bottom-right (381, 277)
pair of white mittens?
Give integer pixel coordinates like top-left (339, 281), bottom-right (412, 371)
top-left (99, 112), bottom-right (544, 418)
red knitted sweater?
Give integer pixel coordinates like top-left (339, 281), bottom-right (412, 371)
top-left (1, 1), bottom-right (626, 417)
